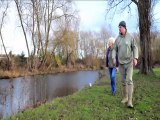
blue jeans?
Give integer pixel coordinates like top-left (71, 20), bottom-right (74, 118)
top-left (109, 67), bottom-right (117, 94)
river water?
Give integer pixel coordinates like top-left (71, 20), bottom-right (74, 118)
top-left (0, 70), bottom-right (102, 118)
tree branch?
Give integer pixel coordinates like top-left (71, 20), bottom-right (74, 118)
top-left (131, 0), bottom-right (138, 6)
top-left (121, 1), bottom-right (132, 11)
top-left (107, 0), bottom-right (124, 13)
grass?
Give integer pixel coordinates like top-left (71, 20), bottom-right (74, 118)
top-left (3, 68), bottom-right (160, 120)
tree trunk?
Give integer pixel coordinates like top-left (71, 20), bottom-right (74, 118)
top-left (15, 0), bottom-right (30, 57)
top-left (138, 0), bottom-right (153, 74)
top-left (14, 0), bottom-right (31, 70)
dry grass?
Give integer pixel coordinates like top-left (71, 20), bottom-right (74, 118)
top-left (0, 65), bottom-right (91, 79)
top-left (0, 69), bottom-right (28, 79)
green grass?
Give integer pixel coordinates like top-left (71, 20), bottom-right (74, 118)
top-left (4, 68), bottom-right (160, 120)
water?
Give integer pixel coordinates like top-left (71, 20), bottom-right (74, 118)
top-left (0, 70), bottom-right (101, 118)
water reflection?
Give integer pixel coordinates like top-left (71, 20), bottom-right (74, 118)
top-left (0, 70), bottom-right (100, 118)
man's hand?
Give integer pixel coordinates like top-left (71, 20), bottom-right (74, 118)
top-left (133, 58), bottom-right (137, 66)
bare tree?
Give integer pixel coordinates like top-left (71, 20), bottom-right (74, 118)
top-left (100, 26), bottom-right (110, 65)
top-left (14, 0), bottom-right (31, 70)
top-left (50, 1), bottom-right (79, 67)
top-left (12, 0), bottom-right (78, 70)
top-left (107, 0), bottom-right (158, 74)
top-left (14, 0), bottom-right (30, 57)
top-left (79, 31), bottom-right (92, 59)
top-left (53, 19), bottom-right (79, 67)
top-left (0, 2), bottom-right (11, 70)
top-left (136, 0), bottom-right (154, 74)
top-left (79, 31), bottom-right (104, 68)
top-left (150, 31), bottom-right (160, 66)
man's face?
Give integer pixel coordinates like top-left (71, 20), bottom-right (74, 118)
top-left (119, 26), bottom-right (126, 35)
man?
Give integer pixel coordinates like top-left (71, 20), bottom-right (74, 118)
top-left (112, 21), bottom-right (138, 108)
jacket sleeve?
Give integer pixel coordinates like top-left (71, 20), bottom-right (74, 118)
top-left (116, 53), bottom-right (119, 67)
top-left (131, 38), bottom-right (139, 59)
top-left (106, 49), bottom-right (109, 67)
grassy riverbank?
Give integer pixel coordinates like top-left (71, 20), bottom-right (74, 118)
top-left (4, 68), bottom-right (160, 120)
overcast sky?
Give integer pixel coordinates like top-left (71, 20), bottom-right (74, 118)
top-left (75, 1), bottom-right (138, 34)
top-left (75, 1), bottom-right (160, 34)
top-left (0, 1), bottom-right (160, 56)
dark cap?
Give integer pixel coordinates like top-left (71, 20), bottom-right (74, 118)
top-left (119, 21), bottom-right (126, 28)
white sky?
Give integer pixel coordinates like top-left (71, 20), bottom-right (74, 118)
top-left (75, 1), bottom-right (109, 32)
top-left (0, 1), bottom-right (160, 56)
top-left (75, 1), bottom-right (160, 34)
top-left (75, 1), bottom-right (139, 34)
top-left (1, 2), bottom-right (26, 56)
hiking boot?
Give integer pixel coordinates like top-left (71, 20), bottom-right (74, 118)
top-left (127, 84), bottom-right (134, 108)
top-left (121, 85), bottom-right (128, 103)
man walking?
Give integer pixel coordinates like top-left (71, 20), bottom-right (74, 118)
top-left (112, 21), bottom-right (138, 108)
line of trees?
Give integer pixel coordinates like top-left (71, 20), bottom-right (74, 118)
top-left (0, 0), bottom-right (159, 75)
top-left (0, 0), bottom-right (112, 72)
top-left (13, 0), bottom-right (80, 70)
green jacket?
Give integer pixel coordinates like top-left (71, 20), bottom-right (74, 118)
top-left (112, 32), bottom-right (138, 64)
